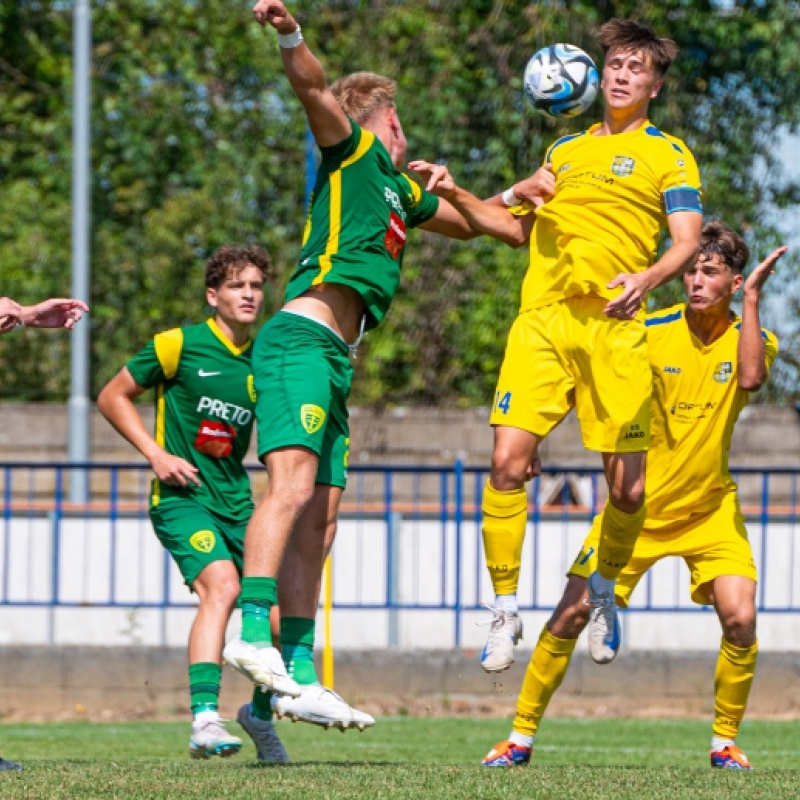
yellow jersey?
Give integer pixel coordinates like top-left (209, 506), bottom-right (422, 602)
top-left (512, 121), bottom-right (702, 312)
top-left (644, 303), bottom-right (778, 529)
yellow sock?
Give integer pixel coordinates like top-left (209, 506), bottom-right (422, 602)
top-left (513, 626), bottom-right (577, 737)
top-left (482, 481), bottom-right (528, 595)
top-left (713, 637), bottom-right (758, 740)
top-left (596, 500), bottom-right (646, 580)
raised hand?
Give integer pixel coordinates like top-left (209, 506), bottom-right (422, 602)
top-left (407, 160), bottom-right (456, 198)
top-left (252, 0), bottom-right (296, 31)
top-left (743, 245), bottom-right (788, 299)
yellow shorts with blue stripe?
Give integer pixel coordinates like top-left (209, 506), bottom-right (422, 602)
top-left (489, 295), bottom-right (651, 452)
top-left (569, 491), bottom-right (757, 606)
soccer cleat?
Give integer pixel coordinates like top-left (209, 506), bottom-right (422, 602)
top-left (0, 756), bottom-right (23, 772)
top-left (271, 683), bottom-right (375, 732)
top-left (222, 637), bottom-right (301, 697)
top-left (236, 703), bottom-right (290, 764)
top-left (586, 573), bottom-right (621, 664)
top-left (482, 740), bottom-right (532, 767)
top-left (480, 605), bottom-right (523, 673)
top-left (189, 719), bottom-right (242, 759)
top-left (710, 745), bottom-right (752, 770)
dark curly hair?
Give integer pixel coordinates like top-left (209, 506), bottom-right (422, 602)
top-left (599, 19), bottom-right (679, 77)
top-left (698, 221), bottom-right (750, 275)
top-left (204, 244), bottom-right (272, 289)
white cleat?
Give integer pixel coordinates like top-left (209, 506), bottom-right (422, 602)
top-left (480, 605), bottom-right (523, 673)
top-left (236, 703), bottom-right (289, 764)
top-left (586, 572), bottom-right (621, 665)
top-left (271, 683), bottom-right (375, 732)
top-left (222, 637), bottom-right (301, 697)
top-left (189, 719), bottom-right (242, 759)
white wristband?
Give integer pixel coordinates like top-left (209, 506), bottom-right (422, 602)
top-left (501, 187), bottom-right (521, 207)
top-left (278, 26), bottom-right (303, 49)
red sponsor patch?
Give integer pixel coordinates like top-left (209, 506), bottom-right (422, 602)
top-left (194, 420), bottom-right (237, 458)
top-left (384, 210), bottom-right (407, 259)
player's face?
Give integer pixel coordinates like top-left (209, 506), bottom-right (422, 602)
top-left (683, 253), bottom-right (744, 312)
top-left (207, 265), bottom-right (265, 328)
top-left (601, 49), bottom-right (662, 112)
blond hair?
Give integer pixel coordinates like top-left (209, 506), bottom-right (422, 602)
top-left (330, 71), bottom-right (397, 125)
top-left (599, 19), bottom-right (679, 77)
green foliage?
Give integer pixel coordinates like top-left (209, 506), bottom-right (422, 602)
top-left (1, 0), bottom-right (798, 401)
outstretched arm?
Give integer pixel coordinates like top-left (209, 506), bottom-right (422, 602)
top-left (252, 0), bottom-right (350, 147)
top-left (409, 160), bottom-right (534, 247)
top-left (98, 368), bottom-right (201, 487)
top-left (738, 245), bottom-right (787, 391)
top-left (19, 298), bottom-right (89, 330)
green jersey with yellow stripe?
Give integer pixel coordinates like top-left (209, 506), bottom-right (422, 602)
top-left (285, 119), bottom-right (440, 330)
top-left (126, 319), bottom-right (256, 520)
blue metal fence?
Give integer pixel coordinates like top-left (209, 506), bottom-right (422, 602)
top-left (1, 462), bottom-right (799, 646)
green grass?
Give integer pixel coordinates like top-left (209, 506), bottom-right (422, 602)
top-left (1, 717), bottom-right (799, 799)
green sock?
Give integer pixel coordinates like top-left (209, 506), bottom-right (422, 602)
top-left (241, 576), bottom-right (277, 647)
top-left (281, 617), bottom-right (318, 686)
top-left (189, 662), bottom-right (220, 716)
top-left (251, 687), bottom-right (273, 721)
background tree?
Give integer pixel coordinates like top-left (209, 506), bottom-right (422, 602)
top-left (0, 0), bottom-right (797, 403)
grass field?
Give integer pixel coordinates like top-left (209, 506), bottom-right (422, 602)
top-left (2, 717), bottom-right (799, 799)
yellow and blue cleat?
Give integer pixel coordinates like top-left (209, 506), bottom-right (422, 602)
top-left (710, 745), bottom-right (751, 770)
top-left (482, 740), bottom-right (532, 767)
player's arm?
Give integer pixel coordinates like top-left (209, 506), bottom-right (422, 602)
top-left (605, 210), bottom-right (703, 319)
top-left (252, 1), bottom-right (350, 147)
top-left (19, 298), bottom-right (89, 330)
top-left (738, 245), bottom-right (788, 391)
top-left (409, 160), bottom-right (533, 247)
top-left (0, 297), bottom-right (23, 334)
top-left (97, 368), bottom-right (200, 487)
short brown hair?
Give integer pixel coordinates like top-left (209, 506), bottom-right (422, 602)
top-left (204, 244), bottom-right (272, 288)
top-left (331, 72), bottom-right (396, 126)
top-left (599, 19), bottom-right (679, 77)
top-left (698, 221), bottom-right (750, 275)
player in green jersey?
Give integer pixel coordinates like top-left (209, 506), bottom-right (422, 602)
top-left (98, 245), bottom-right (291, 763)
top-left (0, 293), bottom-right (89, 773)
top-left (223, 0), bottom-right (489, 730)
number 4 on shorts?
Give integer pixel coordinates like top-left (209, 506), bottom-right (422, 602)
top-left (494, 391), bottom-right (512, 415)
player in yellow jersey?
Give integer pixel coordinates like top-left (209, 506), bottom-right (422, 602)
top-left (481, 221), bottom-right (786, 769)
top-left (411, 19), bottom-right (704, 671)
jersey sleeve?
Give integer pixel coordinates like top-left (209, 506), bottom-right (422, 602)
top-left (317, 117), bottom-right (361, 165)
top-left (658, 138), bottom-right (703, 215)
top-left (763, 328), bottom-right (779, 373)
top-left (398, 173), bottom-right (440, 228)
top-left (126, 328), bottom-right (183, 388)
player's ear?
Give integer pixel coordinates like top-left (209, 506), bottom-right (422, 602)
top-left (206, 287), bottom-right (218, 309)
top-left (731, 273), bottom-right (744, 295)
top-left (649, 78), bottom-right (663, 99)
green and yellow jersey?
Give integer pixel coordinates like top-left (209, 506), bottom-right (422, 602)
top-left (285, 119), bottom-right (440, 330)
top-left (644, 304), bottom-right (778, 529)
top-left (126, 319), bottom-right (257, 520)
top-left (510, 121), bottom-right (702, 313)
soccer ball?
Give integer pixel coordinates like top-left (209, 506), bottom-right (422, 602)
top-left (523, 44), bottom-right (599, 119)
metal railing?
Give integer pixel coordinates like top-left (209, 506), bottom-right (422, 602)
top-left (1, 462), bottom-right (799, 646)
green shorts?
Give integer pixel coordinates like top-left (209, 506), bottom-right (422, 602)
top-left (254, 311), bottom-right (353, 488)
top-left (149, 498), bottom-right (248, 588)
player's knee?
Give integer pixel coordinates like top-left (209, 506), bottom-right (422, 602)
top-left (608, 485), bottom-right (644, 514)
top-left (206, 575), bottom-right (241, 610)
top-left (490, 450), bottom-right (530, 489)
top-left (550, 597), bottom-right (590, 638)
top-left (721, 606), bottom-right (756, 645)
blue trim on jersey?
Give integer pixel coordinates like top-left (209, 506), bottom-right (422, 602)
top-left (545, 131), bottom-right (586, 161)
top-left (645, 309), bottom-right (684, 327)
top-left (664, 187), bottom-right (703, 214)
top-left (733, 321), bottom-right (770, 341)
top-left (645, 125), bottom-right (685, 153)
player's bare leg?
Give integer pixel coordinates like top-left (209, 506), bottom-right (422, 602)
top-left (484, 575), bottom-right (590, 766)
top-left (188, 561), bottom-right (243, 759)
top-left (271, 485), bottom-right (374, 731)
top-left (705, 575), bottom-right (757, 769)
top-left (585, 451), bottom-right (646, 664)
top-left (480, 426), bottom-right (542, 672)
top-left (224, 447), bottom-right (320, 697)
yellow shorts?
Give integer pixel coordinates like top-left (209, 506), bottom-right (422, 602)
top-left (490, 295), bottom-right (651, 452)
top-left (569, 491), bottom-right (756, 606)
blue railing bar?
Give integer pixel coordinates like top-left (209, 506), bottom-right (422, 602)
top-left (440, 469), bottom-right (448, 608)
top-left (454, 458), bottom-right (464, 647)
top-left (109, 466), bottom-right (118, 605)
top-left (52, 467), bottom-right (63, 606)
top-left (3, 465), bottom-right (11, 603)
top-left (759, 472), bottom-right (768, 611)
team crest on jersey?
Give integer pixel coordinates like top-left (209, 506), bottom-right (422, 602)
top-left (713, 362), bottom-right (733, 383)
top-left (189, 530), bottom-right (216, 554)
top-left (300, 404), bottom-right (326, 434)
top-left (611, 155), bottom-right (636, 177)
top-left (247, 374), bottom-right (256, 403)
